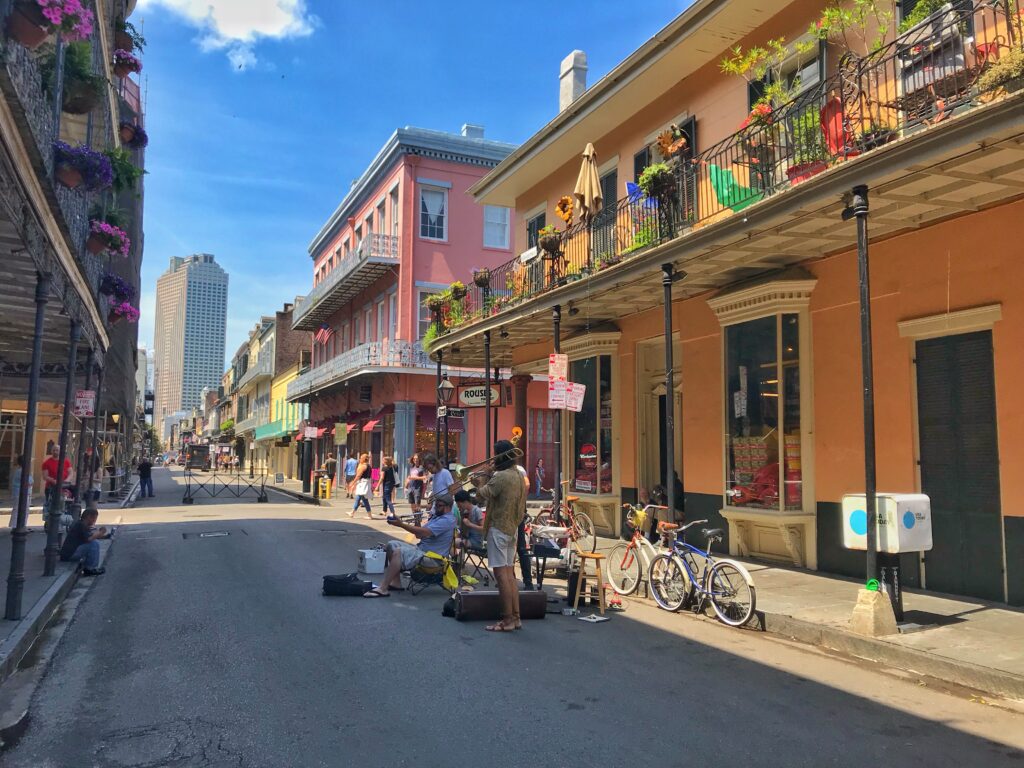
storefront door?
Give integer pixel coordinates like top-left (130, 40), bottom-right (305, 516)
top-left (916, 330), bottom-right (1003, 601)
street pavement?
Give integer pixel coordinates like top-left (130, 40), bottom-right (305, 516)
top-left (4, 466), bottom-right (1024, 767)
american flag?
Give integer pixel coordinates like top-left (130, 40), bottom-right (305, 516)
top-left (314, 324), bottom-right (334, 345)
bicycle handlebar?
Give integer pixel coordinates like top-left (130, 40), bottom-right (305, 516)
top-left (680, 519), bottom-right (709, 531)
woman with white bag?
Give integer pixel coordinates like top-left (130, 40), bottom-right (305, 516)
top-left (347, 453), bottom-right (375, 519)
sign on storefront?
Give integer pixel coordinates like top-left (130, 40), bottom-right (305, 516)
top-left (456, 384), bottom-right (501, 408)
top-left (304, 426), bottom-right (319, 439)
top-left (565, 382), bottom-right (586, 412)
top-left (73, 389), bottom-right (95, 418)
top-left (334, 423), bottom-right (347, 444)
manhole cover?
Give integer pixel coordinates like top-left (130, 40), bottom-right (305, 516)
top-left (182, 531), bottom-right (231, 539)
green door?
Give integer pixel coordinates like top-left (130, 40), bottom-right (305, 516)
top-left (915, 331), bottom-right (1004, 601)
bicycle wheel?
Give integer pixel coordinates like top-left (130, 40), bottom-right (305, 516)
top-left (707, 560), bottom-right (756, 627)
top-left (606, 542), bottom-right (642, 595)
top-left (531, 509), bottom-right (553, 528)
top-left (571, 511), bottom-right (597, 553)
top-left (648, 554), bottom-right (688, 612)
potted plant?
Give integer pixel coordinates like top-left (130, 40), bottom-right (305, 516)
top-left (537, 224), bottom-right (561, 255)
top-left (119, 122), bottom-right (149, 149)
top-left (99, 271), bottom-right (133, 301)
top-left (115, 20), bottom-right (145, 52)
top-left (87, 219), bottom-right (131, 257)
top-left (103, 147), bottom-right (145, 192)
top-left (564, 263), bottom-right (583, 282)
top-left (472, 268), bottom-right (490, 288)
top-left (424, 293), bottom-right (445, 313)
top-left (856, 122), bottom-right (897, 150)
top-left (107, 297), bottom-right (139, 325)
top-left (53, 140), bottom-right (112, 190)
top-left (976, 47), bottom-right (1024, 102)
top-left (42, 42), bottom-right (106, 115)
top-left (6, 0), bottom-right (94, 50)
top-left (786, 106), bottom-right (830, 184)
top-left (809, 0), bottom-right (895, 57)
top-left (112, 48), bottom-right (142, 78)
top-left (638, 162), bottom-right (675, 198)
top-left (449, 280), bottom-right (467, 300)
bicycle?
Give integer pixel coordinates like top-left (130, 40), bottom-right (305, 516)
top-left (606, 503), bottom-right (670, 596)
top-left (530, 480), bottom-right (597, 553)
top-left (648, 520), bottom-right (757, 627)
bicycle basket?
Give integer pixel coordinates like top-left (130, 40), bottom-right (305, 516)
top-left (626, 508), bottom-right (647, 531)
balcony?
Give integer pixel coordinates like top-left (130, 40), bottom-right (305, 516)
top-left (286, 339), bottom-right (431, 401)
top-left (292, 234), bottom-right (400, 330)
top-left (430, 0), bottom-right (1024, 363)
top-left (234, 412), bottom-right (269, 435)
top-left (235, 354), bottom-right (273, 391)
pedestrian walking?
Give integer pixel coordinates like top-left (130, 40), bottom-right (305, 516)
top-left (405, 454), bottom-right (425, 523)
top-left (473, 440), bottom-right (527, 631)
top-left (348, 453), bottom-right (374, 519)
top-left (343, 454), bottom-right (357, 499)
top-left (375, 456), bottom-right (397, 518)
top-left (137, 456), bottom-right (154, 498)
top-left (533, 458), bottom-right (545, 499)
top-left (324, 452), bottom-right (338, 491)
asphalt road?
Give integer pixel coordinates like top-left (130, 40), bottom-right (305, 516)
top-left (4, 467), bottom-right (1024, 767)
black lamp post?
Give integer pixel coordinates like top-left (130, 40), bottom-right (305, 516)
top-left (438, 374), bottom-right (455, 467)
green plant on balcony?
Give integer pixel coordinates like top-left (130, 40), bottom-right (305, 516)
top-left (810, 0), bottom-right (895, 55)
top-left (41, 41), bottom-right (106, 115)
top-left (637, 162), bottom-right (675, 198)
top-left (621, 216), bottom-right (659, 256)
top-left (855, 121), bottom-right (897, 150)
top-left (103, 147), bottom-right (145, 193)
top-left (786, 105), bottom-right (830, 183)
top-left (115, 19), bottom-right (146, 52)
top-left (897, 0), bottom-right (947, 34)
top-left (976, 46), bottom-right (1024, 100)
top-left (219, 419), bottom-right (235, 432)
top-left (449, 280), bottom-right (467, 300)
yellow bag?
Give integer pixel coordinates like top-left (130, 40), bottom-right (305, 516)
top-left (421, 551), bottom-right (459, 591)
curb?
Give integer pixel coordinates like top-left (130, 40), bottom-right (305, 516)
top-left (0, 538), bottom-right (111, 690)
top-left (762, 611), bottom-right (1024, 701)
top-left (266, 485), bottom-right (320, 506)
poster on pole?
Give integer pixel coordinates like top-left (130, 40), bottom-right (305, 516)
top-left (548, 353), bottom-right (568, 380)
top-left (73, 389), bottom-right (95, 418)
top-left (565, 382), bottom-right (586, 412)
top-left (304, 426), bottom-right (319, 440)
top-left (333, 423), bottom-right (347, 444)
top-left (547, 378), bottom-right (566, 409)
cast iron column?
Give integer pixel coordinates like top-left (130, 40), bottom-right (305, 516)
top-left (85, 366), bottom-right (104, 510)
top-left (71, 348), bottom-right (94, 515)
top-left (552, 304), bottom-right (562, 522)
top-left (44, 320), bottom-right (80, 576)
top-left (662, 264), bottom-right (678, 520)
top-left (484, 330), bottom-right (491, 460)
top-left (493, 366), bottom-right (500, 441)
top-left (435, 348), bottom-right (443, 462)
top-left (5, 273), bottom-right (50, 621)
top-left (511, 375), bottom-right (531, 469)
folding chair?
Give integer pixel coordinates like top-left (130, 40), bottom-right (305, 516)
top-left (459, 541), bottom-right (493, 586)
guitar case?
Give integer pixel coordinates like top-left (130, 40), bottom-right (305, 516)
top-left (454, 589), bottom-right (547, 621)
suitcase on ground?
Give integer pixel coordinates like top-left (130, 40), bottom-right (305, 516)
top-left (454, 589), bottom-right (547, 621)
top-left (323, 573), bottom-right (373, 596)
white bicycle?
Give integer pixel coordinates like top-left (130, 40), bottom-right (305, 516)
top-left (606, 504), bottom-right (671, 596)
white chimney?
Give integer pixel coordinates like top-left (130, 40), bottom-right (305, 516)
top-left (559, 50), bottom-right (588, 112)
top-left (461, 123), bottom-right (485, 139)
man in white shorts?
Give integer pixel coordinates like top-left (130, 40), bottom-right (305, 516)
top-left (364, 496), bottom-right (456, 598)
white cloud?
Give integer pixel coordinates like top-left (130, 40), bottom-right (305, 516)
top-left (137, 0), bottom-right (316, 71)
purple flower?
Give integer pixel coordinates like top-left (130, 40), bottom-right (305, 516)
top-left (53, 141), bottom-right (112, 190)
top-left (36, 0), bottom-right (94, 42)
top-left (107, 297), bottom-right (139, 322)
top-left (90, 219), bottom-right (131, 258)
top-left (113, 49), bottom-right (142, 74)
top-left (120, 122), bottom-right (149, 149)
top-left (100, 272), bottom-right (134, 301)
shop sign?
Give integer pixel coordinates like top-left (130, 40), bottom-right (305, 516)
top-left (456, 384), bottom-right (501, 408)
top-left (548, 353), bottom-right (568, 380)
top-left (304, 426), bottom-right (319, 439)
top-left (565, 382), bottom-right (586, 412)
top-left (73, 389), bottom-right (95, 418)
top-left (579, 443), bottom-right (597, 469)
top-left (547, 379), bottom-right (566, 409)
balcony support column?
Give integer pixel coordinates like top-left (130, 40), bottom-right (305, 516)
top-left (44, 320), bottom-right (80, 576)
top-left (483, 331), bottom-right (491, 461)
top-left (70, 348), bottom-right (94, 520)
top-left (511, 375), bottom-right (531, 471)
top-left (6, 272), bottom-right (51, 621)
top-left (552, 304), bottom-right (562, 523)
top-left (661, 264), bottom-right (679, 523)
top-left (85, 366), bottom-right (104, 511)
top-left (394, 401), bottom-right (417, 486)
top-left (435, 348), bottom-right (443, 461)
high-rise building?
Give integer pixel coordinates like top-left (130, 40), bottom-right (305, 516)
top-left (153, 254), bottom-right (228, 439)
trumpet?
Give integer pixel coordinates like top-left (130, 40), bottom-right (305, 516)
top-left (422, 428), bottom-right (523, 505)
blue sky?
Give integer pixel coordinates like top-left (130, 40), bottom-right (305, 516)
top-left (136, 0), bottom-right (689, 363)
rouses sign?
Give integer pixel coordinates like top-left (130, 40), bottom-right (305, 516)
top-left (456, 384), bottom-right (501, 408)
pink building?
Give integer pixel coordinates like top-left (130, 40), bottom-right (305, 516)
top-left (289, 124), bottom-right (549, 476)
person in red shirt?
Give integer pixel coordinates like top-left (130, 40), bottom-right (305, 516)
top-left (42, 445), bottom-right (74, 504)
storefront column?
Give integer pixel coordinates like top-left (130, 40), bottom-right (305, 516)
top-left (71, 347), bottom-right (94, 517)
top-left (552, 304), bottom-right (562, 520)
top-left (394, 401), bottom-right (416, 483)
top-left (85, 366), bottom-right (105, 509)
top-left (662, 264), bottom-right (684, 519)
top-left (511, 374), bottom-right (531, 468)
top-left (44, 320), bottom-right (80, 576)
top-left (5, 272), bottom-right (50, 621)
top-left (435, 348), bottom-right (443, 460)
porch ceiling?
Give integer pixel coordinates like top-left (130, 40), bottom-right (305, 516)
top-left (437, 95), bottom-right (1024, 369)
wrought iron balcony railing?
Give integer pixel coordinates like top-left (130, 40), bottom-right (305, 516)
top-left (286, 339), bottom-right (431, 400)
top-left (292, 233), bottom-right (400, 330)
top-left (433, 0), bottom-right (1023, 342)
top-left (235, 354), bottom-right (273, 390)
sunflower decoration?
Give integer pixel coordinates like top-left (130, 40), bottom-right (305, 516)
top-left (656, 124), bottom-right (690, 158)
top-left (555, 195), bottom-right (574, 226)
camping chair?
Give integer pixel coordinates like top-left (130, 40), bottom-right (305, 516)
top-left (407, 537), bottom-right (460, 596)
top-left (459, 541), bottom-right (492, 586)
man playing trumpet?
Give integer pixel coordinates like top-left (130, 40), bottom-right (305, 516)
top-left (472, 439), bottom-right (528, 632)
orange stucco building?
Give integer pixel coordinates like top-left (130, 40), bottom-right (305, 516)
top-left (430, 0), bottom-right (1024, 604)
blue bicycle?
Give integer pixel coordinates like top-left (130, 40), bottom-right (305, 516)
top-left (648, 519), bottom-right (756, 627)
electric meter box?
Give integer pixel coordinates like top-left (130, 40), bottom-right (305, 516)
top-left (841, 493), bottom-right (932, 553)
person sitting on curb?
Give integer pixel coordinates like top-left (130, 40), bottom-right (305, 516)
top-left (364, 496), bottom-right (456, 598)
top-left (59, 507), bottom-right (112, 576)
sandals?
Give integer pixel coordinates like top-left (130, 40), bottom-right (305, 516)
top-left (485, 620), bottom-right (516, 632)
top-left (363, 588), bottom-right (390, 598)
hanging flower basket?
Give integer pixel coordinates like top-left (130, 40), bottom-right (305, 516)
top-left (112, 49), bottom-right (142, 78)
top-left (107, 297), bottom-right (139, 324)
top-left (449, 281), bottom-right (467, 300)
top-left (119, 122), bottom-right (136, 144)
top-left (62, 77), bottom-right (102, 115)
top-left (472, 268), bottom-right (490, 288)
top-left (53, 141), bottom-right (113, 191)
top-left (538, 233), bottom-right (561, 255)
top-left (638, 162), bottom-right (676, 199)
top-left (6, 3), bottom-right (49, 50)
top-left (114, 27), bottom-right (132, 51)
top-left (36, 0), bottom-right (94, 41)
top-left (99, 272), bottom-right (133, 302)
top-left (87, 219), bottom-right (131, 257)
top-left (425, 294), bottom-right (445, 313)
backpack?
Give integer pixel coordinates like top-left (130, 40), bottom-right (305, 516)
top-left (322, 573), bottom-right (373, 596)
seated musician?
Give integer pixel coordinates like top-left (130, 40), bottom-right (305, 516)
top-left (363, 496), bottom-right (456, 598)
top-left (455, 490), bottom-right (484, 549)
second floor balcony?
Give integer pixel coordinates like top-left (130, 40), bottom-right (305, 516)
top-left (235, 353), bottom-right (273, 391)
top-left (292, 234), bottom-right (400, 331)
top-left (286, 339), bottom-right (431, 401)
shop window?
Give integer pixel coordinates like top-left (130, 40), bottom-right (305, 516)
top-left (724, 314), bottom-right (802, 511)
top-left (570, 355), bottom-right (613, 495)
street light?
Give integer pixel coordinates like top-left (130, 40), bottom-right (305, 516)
top-left (437, 374), bottom-right (455, 467)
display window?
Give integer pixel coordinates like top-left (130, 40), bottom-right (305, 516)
top-left (725, 313), bottom-right (802, 511)
top-left (570, 355), bottom-right (613, 494)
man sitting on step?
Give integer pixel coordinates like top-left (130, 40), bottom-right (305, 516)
top-left (59, 507), bottom-right (112, 576)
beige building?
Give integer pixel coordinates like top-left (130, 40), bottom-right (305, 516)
top-left (153, 254), bottom-right (228, 440)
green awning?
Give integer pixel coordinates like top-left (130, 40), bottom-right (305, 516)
top-left (254, 420), bottom-right (292, 441)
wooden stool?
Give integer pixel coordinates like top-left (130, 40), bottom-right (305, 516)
top-left (572, 552), bottom-right (607, 615)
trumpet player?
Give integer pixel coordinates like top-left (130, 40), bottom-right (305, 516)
top-left (472, 440), bottom-right (528, 632)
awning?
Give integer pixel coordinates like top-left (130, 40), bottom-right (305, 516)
top-left (416, 405), bottom-right (464, 434)
top-left (254, 420), bottom-right (290, 441)
top-left (362, 419), bottom-right (380, 432)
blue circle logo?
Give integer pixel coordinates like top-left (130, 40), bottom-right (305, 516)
top-left (903, 510), bottom-right (916, 529)
top-left (849, 508), bottom-right (867, 536)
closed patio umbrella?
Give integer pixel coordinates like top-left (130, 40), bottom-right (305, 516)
top-left (573, 143), bottom-right (603, 222)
